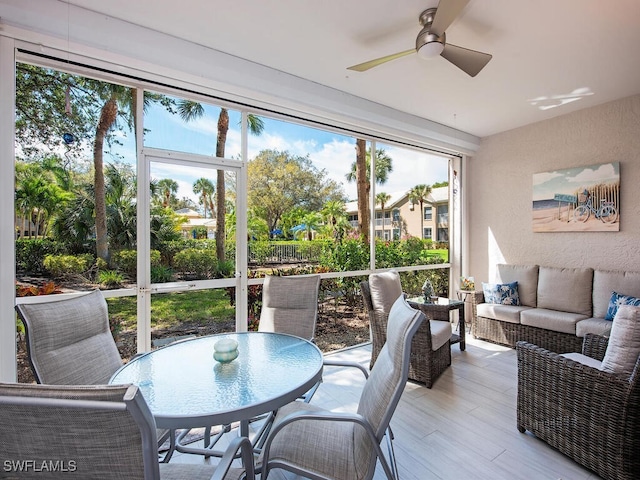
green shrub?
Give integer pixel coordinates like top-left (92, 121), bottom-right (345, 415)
top-left (320, 238), bottom-right (369, 272)
top-left (158, 239), bottom-right (216, 266)
top-left (150, 265), bottom-right (173, 283)
top-left (96, 257), bottom-right (109, 271)
top-left (248, 241), bottom-right (273, 264)
top-left (399, 265), bottom-right (450, 298)
top-left (98, 270), bottom-right (125, 289)
top-left (216, 260), bottom-right (235, 278)
top-left (15, 238), bottom-right (66, 275)
top-left (43, 254), bottom-right (93, 278)
top-left (173, 248), bottom-right (218, 278)
top-left (112, 249), bottom-right (161, 275)
top-left (375, 240), bottom-right (404, 268)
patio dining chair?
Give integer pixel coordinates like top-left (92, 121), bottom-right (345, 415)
top-left (260, 295), bottom-right (425, 480)
top-left (259, 273), bottom-right (321, 403)
top-left (15, 290), bottom-right (171, 454)
top-left (16, 289), bottom-right (124, 385)
top-left (258, 274), bottom-right (321, 343)
top-left (204, 274), bottom-right (322, 453)
top-left (362, 270), bottom-right (452, 388)
top-left (0, 382), bottom-right (255, 480)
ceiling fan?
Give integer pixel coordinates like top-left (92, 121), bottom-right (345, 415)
top-left (347, 0), bottom-right (492, 77)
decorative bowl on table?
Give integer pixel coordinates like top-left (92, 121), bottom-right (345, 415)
top-left (213, 338), bottom-right (239, 363)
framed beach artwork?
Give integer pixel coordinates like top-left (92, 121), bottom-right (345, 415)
top-left (532, 162), bottom-right (620, 232)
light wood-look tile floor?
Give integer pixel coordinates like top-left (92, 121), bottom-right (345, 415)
top-left (169, 338), bottom-right (601, 480)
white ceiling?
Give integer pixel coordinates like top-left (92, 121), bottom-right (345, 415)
top-left (66, 0), bottom-right (640, 138)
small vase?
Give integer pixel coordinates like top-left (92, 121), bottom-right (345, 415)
top-left (213, 338), bottom-right (239, 363)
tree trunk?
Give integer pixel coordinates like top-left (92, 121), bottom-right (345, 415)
top-left (94, 96), bottom-right (118, 263)
top-left (355, 138), bottom-right (369, 245)
top-left (215, 109), bottom-right (229, 262)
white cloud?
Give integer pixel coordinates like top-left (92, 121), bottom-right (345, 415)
top-left (567, 163), bottom-right (618, 184)
top-left (533, 171), bottom-right (564, 185)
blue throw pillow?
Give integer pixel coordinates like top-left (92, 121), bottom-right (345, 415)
top-left (482, 281), bottom-right (520, 306)
top-left (605, 291), bottom-right (640, 320)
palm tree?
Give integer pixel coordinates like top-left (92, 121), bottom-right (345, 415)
top-left (321, 200), bottom-right (346, 239)
top-left (376, 192), bottom-right (392, 240)
top-left (333, 215), bottom-right (354, 242)
top-left (177, 100), bottom-right (264, 261)
top-left (192, 177), bottom-right (215, 219)
top-left (92, 91), bottom-right (119, 261)
top-left (345, 147), bottom-right (393, 185)
top-left (299, 212), bottom-right (322, 241)
top-left (346, 144), bottom-right (393, 244)
top-left (105, 164), bottom-right (137, 250)
top-left (409, 184), bottom-right (433, 239)
top-left (14, 161), bottom-right (72, 238)
top-left (156, 178), bottom-right (178, 207)
top-left (83, 82), bottom-right (168, 263)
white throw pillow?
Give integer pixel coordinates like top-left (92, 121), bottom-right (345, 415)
top-left (369, 270), bottom-right (402, 314)
top-left (600, 305), bottom-right (640, 376)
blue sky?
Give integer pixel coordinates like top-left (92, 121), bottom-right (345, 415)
top-left (113, 98), bottom-right (450, 206)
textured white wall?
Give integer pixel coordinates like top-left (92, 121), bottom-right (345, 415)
top-left (468, 94), bottom-right (640, 283)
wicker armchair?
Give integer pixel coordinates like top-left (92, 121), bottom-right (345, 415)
top-left (517, 334), bottom-right (640, 480)
top-left (362, 276), bottom-right (451, 388)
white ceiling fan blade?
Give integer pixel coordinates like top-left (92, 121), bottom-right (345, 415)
top-left (441, 43), bottom-right (492, 77)
top-left (431, 0), bottom-right (470, 36)
top-left (347, 49), bottom-right (415, 72)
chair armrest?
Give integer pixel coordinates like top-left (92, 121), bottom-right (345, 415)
top-left (210, 436), bottom-right (255, 480)
top-left (582, 333), bottom-right (609, 361)
top-left (322, 359), bottom-right (369, 379)
top-left (473, 291), bottom-right (485, 305)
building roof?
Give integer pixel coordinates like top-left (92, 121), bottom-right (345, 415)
top-left (175, 208), bottom-right (202, 218)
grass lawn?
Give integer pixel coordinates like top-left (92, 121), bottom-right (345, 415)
top-left (426, 249), bottom-right (448, 262)
top-left (107, 289), bottom-right (236, 331)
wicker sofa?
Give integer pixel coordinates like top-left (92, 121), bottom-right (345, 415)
top-left (473, 264), bottom-right (640, 353)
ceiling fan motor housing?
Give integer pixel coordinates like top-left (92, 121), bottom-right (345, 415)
top-left (416, 8), bottom-right (445, 57)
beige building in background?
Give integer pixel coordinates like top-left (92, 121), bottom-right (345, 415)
top-left (345, 186), bottom-right (449, 242)
top-left (176, 208), bottom-right (217, 239)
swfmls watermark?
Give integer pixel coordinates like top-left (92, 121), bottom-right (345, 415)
top-left (3, 460), bottom-right (77, 473)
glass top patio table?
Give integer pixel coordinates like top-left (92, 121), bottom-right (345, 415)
top-left (109, 331), bottom-right (323, 430)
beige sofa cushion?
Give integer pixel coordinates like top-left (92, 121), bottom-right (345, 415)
top-left (496, 264), bottom-right (539, 307)
top-left (537, 266), bottom-right (593, 316)
top-left (592, 269), bottom-right (640, 319)
top-left (520, 308), bottom-right (588, 335)
top-left (576, 318), bottom-right (613, 338)
top-left (476, 303), bottom-right (532, 324)
top-left (601, 305), bottom-right (640, 376)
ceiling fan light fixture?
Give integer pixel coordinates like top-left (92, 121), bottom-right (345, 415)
top-left (418, 41), bottom-right (444, 59)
